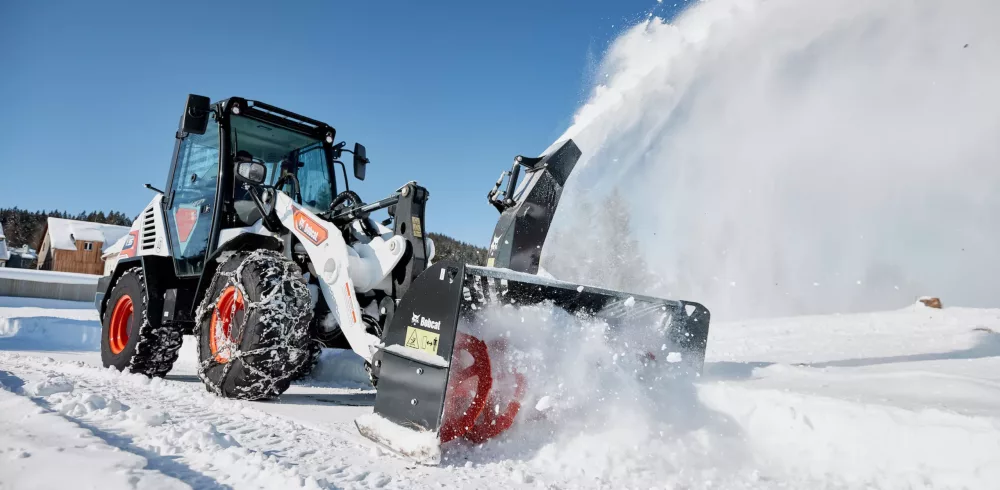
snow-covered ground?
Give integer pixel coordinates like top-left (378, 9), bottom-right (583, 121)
top-left (1, 295), bottom-right (997, 489)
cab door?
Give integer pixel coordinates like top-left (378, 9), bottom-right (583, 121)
top-left (164, 112), bottom-right (221, 277)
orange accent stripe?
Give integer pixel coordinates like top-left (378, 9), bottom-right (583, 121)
top-left (344, 284), bottom-right (357, 324)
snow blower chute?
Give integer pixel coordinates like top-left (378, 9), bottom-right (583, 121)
top-left (356, 140), bottom-right (711, 464)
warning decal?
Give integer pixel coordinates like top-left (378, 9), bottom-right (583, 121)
top-left (411, 216), bottom-right (423, 238)
top-left (404, 326), bottom-right (440, 355)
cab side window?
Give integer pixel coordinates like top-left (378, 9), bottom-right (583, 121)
top-left (166, 113), bottom-right (220, 276)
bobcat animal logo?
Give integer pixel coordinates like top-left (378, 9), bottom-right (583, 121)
top-left (293, 209), bottom-right (328, 245)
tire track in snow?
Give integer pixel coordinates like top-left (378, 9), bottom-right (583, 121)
top-left (0, 353), bottom-right (439, 490)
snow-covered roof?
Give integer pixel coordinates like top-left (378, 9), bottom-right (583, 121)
top-left (45, 217), bottom-right (131, 253)
top-left (0, 222), bottom-right (9, 261)
top-left (11, 245), bottom-right (37, 259)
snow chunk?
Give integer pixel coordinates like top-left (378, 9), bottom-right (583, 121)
top-left (666, 352), bottom-right (683, 363)
top-left (50, 392), bottom-right (124, 417)
top-left (535, 395), bottom-right (555, 412)
top-left (26, 376), bottom-right (73, 396)
top-left (354, 413), bottom-right (441, 465)
top-left (623, 296), bottom-right (636, 307)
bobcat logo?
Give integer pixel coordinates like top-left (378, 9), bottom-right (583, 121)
top-left (410, 313), bottom-right (441, 331)
top-left (293, 209), bottom-right (328, 245)
top-left (489, 233), bottom-right (502, 253)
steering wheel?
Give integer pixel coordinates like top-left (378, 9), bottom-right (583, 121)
top-left (330, 190), bottom-right (380, 237)
top-left (330, 190), bottom-right (363, 212)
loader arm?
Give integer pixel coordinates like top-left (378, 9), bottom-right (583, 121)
top-left (271, 191), bottom-right (406, 362)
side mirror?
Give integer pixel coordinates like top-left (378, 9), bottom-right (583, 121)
top-left (181, 94), bottom-right (211, 135)
top-left (236, 161), bottom-right (267, 185)
top-left (353, 143), bottom-right (368, 181)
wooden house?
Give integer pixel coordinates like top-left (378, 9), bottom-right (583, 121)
top-left (36, 218), bottom-right (130, 275)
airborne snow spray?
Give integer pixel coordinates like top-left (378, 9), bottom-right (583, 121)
top-left (542, 0), bottom-right (1000, 321)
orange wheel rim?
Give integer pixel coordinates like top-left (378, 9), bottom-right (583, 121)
top-left (108, 295), bottom-right (133, 354)
top-left (210, 286), bottom-right (244, 363)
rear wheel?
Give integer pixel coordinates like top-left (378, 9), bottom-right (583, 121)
top-left (100, 267), bottom-right (183, 377)
top-left (195, 250), bottom-right (314, 400)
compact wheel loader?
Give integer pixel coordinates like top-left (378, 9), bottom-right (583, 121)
top-left (95, 94), bottom-right (711, 463)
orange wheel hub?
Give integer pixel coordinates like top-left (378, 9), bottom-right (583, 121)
top-left (108, 295), bottom-right (133, 354)
top-left (210, 286), bottom-right (245, 363)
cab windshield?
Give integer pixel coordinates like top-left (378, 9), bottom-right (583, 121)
top-left (230, 115), bottom-right (335, 213)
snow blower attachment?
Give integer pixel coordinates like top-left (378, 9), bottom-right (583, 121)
top-left (93, 94), bottom-right (709, 466)
top-left (357, 140), bottom-right (711, 464)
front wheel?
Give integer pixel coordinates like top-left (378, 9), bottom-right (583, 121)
top-left (195, 250), bottom-right (314, 400)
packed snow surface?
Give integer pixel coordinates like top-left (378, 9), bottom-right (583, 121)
top-left (2, 295), bottom-right (999, 488)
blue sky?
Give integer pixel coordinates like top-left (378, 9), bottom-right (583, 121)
top-left (0, 0), bottom-right (687, 246)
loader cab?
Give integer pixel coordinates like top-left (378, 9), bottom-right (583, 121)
top-left (164, 95), bottom-right (340, 277)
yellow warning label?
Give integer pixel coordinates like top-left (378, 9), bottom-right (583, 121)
top-left (411, 217), bottom-right (423, 238)
top-left (404, 326), bottom-right (440, 355)
top-left (486, 257), bottom-right (495, 267)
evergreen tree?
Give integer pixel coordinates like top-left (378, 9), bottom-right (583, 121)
top-left (426, 232), bottom-right (487, 265)
top-left (0, 207), bottom-right (136, 248)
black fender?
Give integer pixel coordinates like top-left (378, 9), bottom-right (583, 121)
top-left (191, 233), bottom-right (284, 318)
top-left (95, 255), bottom-right (177, 319)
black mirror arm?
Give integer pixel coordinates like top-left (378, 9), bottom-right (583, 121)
top-left (244, 184), bottom-right (283, 233)
top-left (331, 141), bottom-right (346, 159)
top-left (332, 159), bottom-right (350, 193)
top-left (144, 183), bottom-right (165, 195)
top-left (340, 147), bottom-right (370, 163)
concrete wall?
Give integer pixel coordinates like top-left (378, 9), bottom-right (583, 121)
top-left (0, 271), bottom-right (97, 302)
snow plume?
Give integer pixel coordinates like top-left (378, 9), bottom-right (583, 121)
top-left (542, 0), bottom-right (1000, 320)
top-left (452, 302), bottom-right (758, 488)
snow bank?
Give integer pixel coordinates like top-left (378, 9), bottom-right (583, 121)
top-left (0, 317), bottom-right (101, 350)
top-left (0, 268), bottom-right (100, 285)
top-left (700, 383), bottom-right (1000, 489)
top-left (542, 0), bottom-right (1000, 320)
top-left (0, 300), bottom-right (101, 350)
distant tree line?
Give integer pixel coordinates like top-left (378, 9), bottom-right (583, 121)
top-left (427, 232), bottom-right (487, 266)
top-left (0, 207), bottom-right (488, 266)
top-left (0, 208), bottom-right (133, 249)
